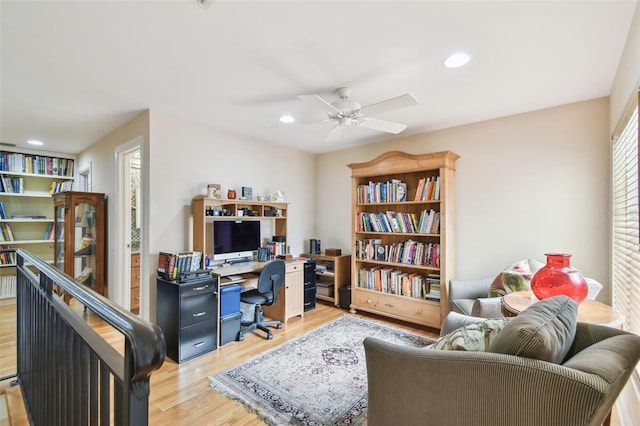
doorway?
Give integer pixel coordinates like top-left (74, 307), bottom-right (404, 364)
top-left (116, 139), bottom-right (143, 315)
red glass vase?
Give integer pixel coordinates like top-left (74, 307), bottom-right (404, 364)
top-left (531, 253), bottom-right (588, 302)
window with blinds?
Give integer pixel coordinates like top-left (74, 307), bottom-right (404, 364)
top-left (611, 102), bottom-right (639, 354)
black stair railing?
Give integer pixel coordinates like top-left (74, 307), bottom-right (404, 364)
top-left (12, 249), bottom-right (165, 425)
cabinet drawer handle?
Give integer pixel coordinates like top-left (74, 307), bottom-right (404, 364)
top-left (193, 285), bottom-right (208, 291)
top-left (193, 341), bottom-right (205, 348)
top-left (193, 311), bottom-right (206, 317)
top-left (385, 303), bottom-right (395, 308)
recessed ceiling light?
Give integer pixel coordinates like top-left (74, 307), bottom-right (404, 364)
top-left (443, 52), bottom-right (471, 69)
top-left (279, 115), bottom-right (295, 124)
top-left (27, 139), bottom-right (44, 146)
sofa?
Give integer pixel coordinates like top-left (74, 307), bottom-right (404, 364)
top-left (364, 296), bottom-right (640, 426)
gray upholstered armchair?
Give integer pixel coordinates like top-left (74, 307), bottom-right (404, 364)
top-left (449, 276), bottom-right (604, 318)
top-left (364, 320), bottom-right (640, 426)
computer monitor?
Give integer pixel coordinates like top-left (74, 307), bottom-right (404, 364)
top-left (212, 220), bottom-right (260, 262)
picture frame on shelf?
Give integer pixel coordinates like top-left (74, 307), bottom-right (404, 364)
top-left (242, 186), bottom-right (253, 200)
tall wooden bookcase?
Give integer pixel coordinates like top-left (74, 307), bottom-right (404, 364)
top-left (53, 191), bottom-right (107, 298)
top-left (348, 151), bottom-right (459, 329)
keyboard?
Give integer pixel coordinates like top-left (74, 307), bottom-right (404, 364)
top-left (227, 275), bottom-right (243, 281)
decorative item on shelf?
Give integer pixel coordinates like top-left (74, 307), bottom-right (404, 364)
top-left (257, 196), bottom-right (266, 201)
top-left (207, 184), bottom-right (221, 199)
top-left (242, 186), bottom-right (253, 200)
top-left (227, 189), bottom-right (237, 199)
top-left (275, 189), bottom-right (285, 201)
top-left (531, 253), bottom-right (588, 303)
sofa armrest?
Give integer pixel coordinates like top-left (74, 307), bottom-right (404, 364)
top-left (364, 337), bottom-right (613, 426)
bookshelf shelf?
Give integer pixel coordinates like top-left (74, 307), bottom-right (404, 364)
top-left (192, 196), bottom-right (289, 269)
top-left (0, 149), bottom-right (76, 299)
top-left (348, 150), bottom-right (458, 329)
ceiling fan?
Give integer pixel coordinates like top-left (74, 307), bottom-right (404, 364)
top-left (298, 87), bottom-right (419, 142)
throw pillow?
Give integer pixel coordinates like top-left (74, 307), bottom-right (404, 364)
top-left (488, 258), bottom-right (544, 298)
top-left (428, 318), bottom-right (511, 352)
top-left (488, 295), bottom-right (578, 363)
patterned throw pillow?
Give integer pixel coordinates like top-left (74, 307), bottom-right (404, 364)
top-left (487, 258), bottom-right (544, 298)
top-left (427, 318), bottom-right (511, 352)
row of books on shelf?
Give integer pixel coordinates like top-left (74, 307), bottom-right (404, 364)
top-left (414, 176), bottom-right (440, 201)
top-left (0, 245), bottom-right (16, 265)
top-left (0, 176), bottom-right (24, 194)
top-left (357, 209), bottom-right (440, 234)
top-left (0, 223), bottom-right (14, 241)
top-left (356, 179), bottom-right (407, 204)
top-left (49, 180), bottom-right (73, 194)
top-left (0, 152), bottom-right (74, 177)
top-left (356, 266), bottom-right (441, 300)
top-left (0, 274), bottom-right (17, 298)
top-left (355, 238), bottom-right (440, 267)
top-left (257, 241), bottom-right (287, 261)
top-left (42, 224), bottom-right (55, 240)
top-left (157, 251), bottom-right (203, 280)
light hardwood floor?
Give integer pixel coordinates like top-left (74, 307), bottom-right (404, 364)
top-left (0, 299), bottom-right (623, 425)
top-left (0, 299), bottom-right (439, 425)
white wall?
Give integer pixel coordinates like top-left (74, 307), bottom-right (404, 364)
top-left (317, 98), bottom-right (610, 301)
top-left (76, 110), bottom-right (150, 311)
top-left (79, 110), bottom-right (316, 321)
top-left (610, 0), bottom-right (640, 132)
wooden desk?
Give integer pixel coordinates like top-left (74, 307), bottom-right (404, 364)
top-left (502, 291), bottom-right (624, 328)
top-left (211, 259), bottom-right (305, 338)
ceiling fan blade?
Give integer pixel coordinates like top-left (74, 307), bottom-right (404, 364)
top-left (325, 124), bottom-right (347, 142)
top-left (298, 94), bottom-right (343, 114)
top-left (358, 118), bottom-right (407, 134)
top-left (360, 94), bottom-right (418, 116)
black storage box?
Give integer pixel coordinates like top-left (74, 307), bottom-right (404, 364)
top-left (339, 285), bottom-right (352, 310)
top-left (220, 312), bottom-right (242, 345)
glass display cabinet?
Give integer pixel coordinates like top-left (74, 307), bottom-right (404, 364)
top-left (53, 191), bottom-right (106, 298)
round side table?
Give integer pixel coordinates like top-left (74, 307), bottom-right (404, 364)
top-left (502, 291), bottom-right (624, 328)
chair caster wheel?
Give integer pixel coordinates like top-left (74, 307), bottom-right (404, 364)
top-left (276, 324), bottom-right (283, 329)
top-left (237, 335), bottom-right (244, 341)
top-left (267, 333), bottom-right (273, 340)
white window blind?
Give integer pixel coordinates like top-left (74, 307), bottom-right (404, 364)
top-left (611, 103), bottom-right (640, 352)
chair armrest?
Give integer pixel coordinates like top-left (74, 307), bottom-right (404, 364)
top-left (471, 297), bottom-right (504, 318)
top-left (439, 311), bottom-right (486, 336)
top-left (364, 337), bottom-right (612, 426)
top-left (448, 277), bottom-right (494, 304)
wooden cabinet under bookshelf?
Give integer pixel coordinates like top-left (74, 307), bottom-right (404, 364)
top-left (348, 151), bottom-right (459, 329)
top-left (300, 253), bottom-right (351, 307)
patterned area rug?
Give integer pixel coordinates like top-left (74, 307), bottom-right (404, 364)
top-left (209, 315), bottom-right (434, 426)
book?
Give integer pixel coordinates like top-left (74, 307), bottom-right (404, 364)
top-left (157, 251), bottom-right (178, 279)
top-left (396, 182), bottom-right (407, 202)
top-left (0, 201), bottom-right (6, 219)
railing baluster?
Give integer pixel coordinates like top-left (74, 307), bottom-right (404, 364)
top-left (10, 249), bottom-right (165, 425)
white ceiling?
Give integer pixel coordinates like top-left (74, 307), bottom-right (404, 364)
top-left (1, 0), bottom-right (636, 155)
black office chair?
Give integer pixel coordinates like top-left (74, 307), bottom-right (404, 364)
top-left (237, 260), bottom-right (285, 341)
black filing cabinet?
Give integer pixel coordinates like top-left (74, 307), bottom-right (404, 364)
top-left (156, 277), bottom-right (217, 363)
top-left (304, 259), bottom-right (317, 311)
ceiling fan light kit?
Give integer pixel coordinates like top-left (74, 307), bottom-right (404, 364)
top-left (298, 87), bottom-right (419, 141)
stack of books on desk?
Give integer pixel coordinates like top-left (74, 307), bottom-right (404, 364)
top-left (157, 251), bottom-right (203, 280)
